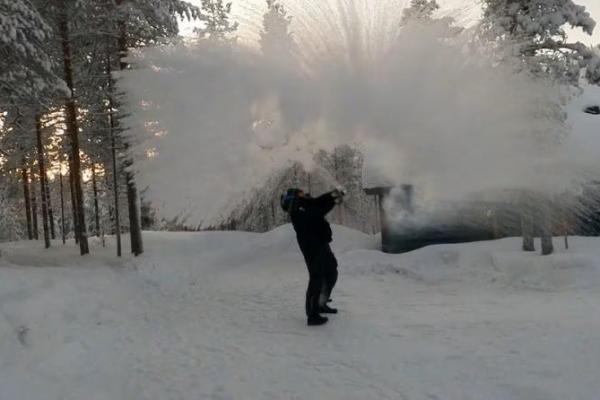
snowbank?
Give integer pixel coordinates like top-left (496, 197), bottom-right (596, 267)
top-left (130, 225), bottom-right (378, 295)
top-left (337, 228), bottom-right (600, 291)
top-left (491, 237), bottom-right (600, 290)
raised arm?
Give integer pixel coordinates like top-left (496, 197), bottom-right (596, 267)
top-left (306, 192), bottom-right (337, 216)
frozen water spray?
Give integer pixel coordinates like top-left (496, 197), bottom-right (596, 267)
top-left (120, 0), bottom-right (600, 227)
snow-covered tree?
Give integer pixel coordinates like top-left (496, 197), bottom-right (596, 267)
top-left (0, 0), bottom-right (202, 252)
top-left (0, 106), bottom-right (40, 241)
top-left (260, 0), bottom-right (296, 59)
top-left (480, 0), bottom-right (600, 254)
top-left (0, 175), bottom-right (24, 242)
top-left (116, 0), bottom-right (201, 256)
top-left (194, 0), bottom-right (238, 41)
top-left (118, 0), bottom-right (199, 47)
top-left (0, 0), bottom-right (65, 107)
top-left (400, 0), bottom-right (461, 37)
top-left (401, 0), bottom-right (439, 24)
top-left (481, 0), bottom-right (600, 84)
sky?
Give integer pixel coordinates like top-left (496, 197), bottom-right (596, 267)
top-left (180, 0), bottom-right (600, 46)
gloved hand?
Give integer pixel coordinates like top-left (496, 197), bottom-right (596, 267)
top-left (331, 188), bottom-right (346, 204)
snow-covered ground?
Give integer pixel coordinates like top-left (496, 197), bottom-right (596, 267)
top-left (2, 227), bottom-right (600, 400)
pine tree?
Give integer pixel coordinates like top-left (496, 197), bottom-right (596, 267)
top-left (401, 0), bottom-right (440, 24)
top-left (2, 0), bottom-right (205, 251)
top-left (2, 0), bottom-right (67, 247)
top-left (0, 108), bottom-right (39, 241)
top-left (0, 0), bottom-right (65, 107)
top-left (400, 0), bottom-right (461, 36)
top-left (260, 0), bottom-right (296, 59)
top-left (481, 0), bottom-right (600, 84)
top-left (195, 0), bottom-right (238, 41)
top-left (115, 0), bottom-right (200, 255)
top-left (34, 112), bottom-right (51, 248)
top-left (0, 176), bottom-right (24, 242)
top-left (54, 0), bottom-right (89, 254)
top-left (481, 0), bottom-right (600, 255)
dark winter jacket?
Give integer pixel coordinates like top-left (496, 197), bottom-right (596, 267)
top-left (290, 192), bottom-right (336, 249)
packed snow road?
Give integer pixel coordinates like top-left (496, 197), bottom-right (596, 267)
top-left (1, 226), bottom-right (600, 400)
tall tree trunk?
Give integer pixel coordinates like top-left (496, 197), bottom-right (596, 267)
top-left (60, 172), bottom-right (66, 244)
top-left (35, 113), bottom-right (51, 249)
top-left (116, 4), bottom-right (143, 256)
top-left (271, 200), bottom-right (276, 226)
top-left (521, 214), bottom-right (535, 251)
top-left (104, 168), bottom-right (115, 234)
top-left (31, 178), bottom-right (39, 240)
top-left (21, 160), bottom-right (33, 240)
top-left (121, 123), bottom-right (143, 257)
top-left (107, 50), bottom-right (122, 257)
top-left (540, 199), bottom-right (554, 256)
top-left (125, 169), bottom-right (143, 255)
top-left (46, 178), bottom-right (56, 240)
top-left (58, 5), bottom-right (89, 255)
top-left (92, 163), bottom-right (100, 238)
top-left (541, 232), bottom-right (554, 255)
top-left (521, 196), bottom-right (535, 252)
top-left (69, 161), bottom-right (78, 244)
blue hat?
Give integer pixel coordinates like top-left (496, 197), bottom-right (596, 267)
top-left (281, 188), bottom-right (301, 212)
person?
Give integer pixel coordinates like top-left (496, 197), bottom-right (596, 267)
top-left (281, 188), bottom-right (345, 326)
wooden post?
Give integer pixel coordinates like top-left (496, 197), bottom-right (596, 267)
top-left (364, 187), bottom-right (392, 252)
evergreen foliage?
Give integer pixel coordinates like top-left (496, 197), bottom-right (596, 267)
top-left (481, 0), bottom-right (600, 84)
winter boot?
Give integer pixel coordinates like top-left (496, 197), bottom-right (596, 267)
top-left (307, 315), bottom-right (328, 326)
top-left (319, 304), bottom-right (338, 314)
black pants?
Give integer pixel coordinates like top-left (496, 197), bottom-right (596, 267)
top-left (301, 243), bottom-right (338, 318)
